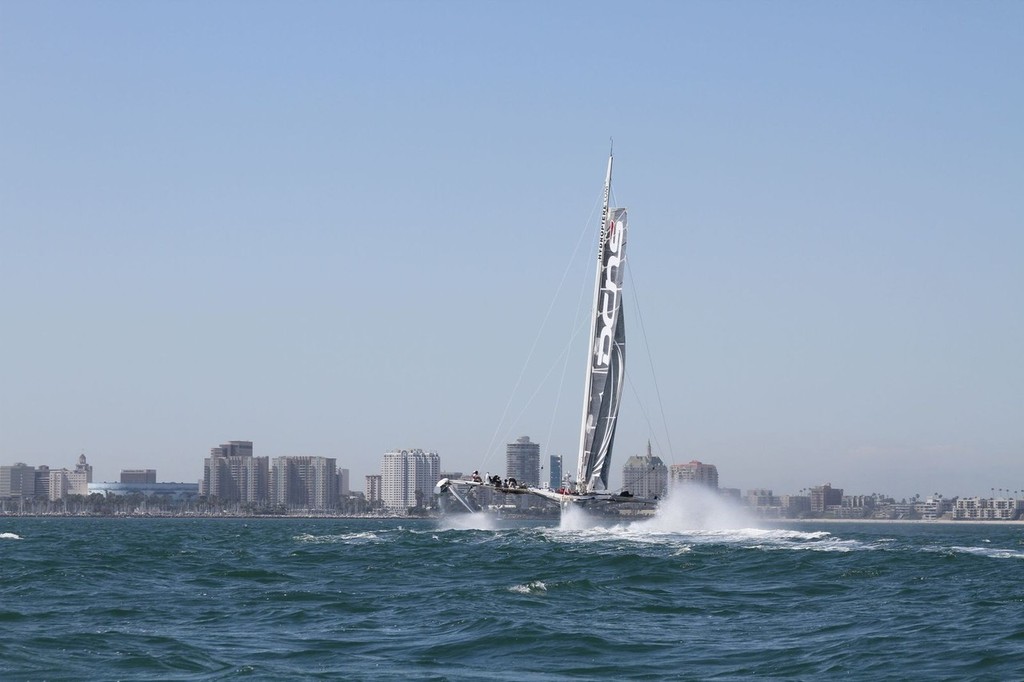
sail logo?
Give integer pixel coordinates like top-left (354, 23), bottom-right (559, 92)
top-left (594, 216), bottom-right (625, 367)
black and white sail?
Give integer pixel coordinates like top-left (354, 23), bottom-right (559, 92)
top-left (576, 154), bottom-right (627, 494)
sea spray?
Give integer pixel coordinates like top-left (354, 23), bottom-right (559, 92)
top-left (436, 511), bottom-right (500, 531)
top-left (636, 483), bottom-right (757, 532)
top-left (558, 503), bottom-right (603, 531)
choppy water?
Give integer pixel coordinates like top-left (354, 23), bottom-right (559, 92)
top-left (2, 511), bottom-right (1024, 680)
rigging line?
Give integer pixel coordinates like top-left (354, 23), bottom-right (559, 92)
top-left (481, 189), bottom-right (604, 466)
top-left (627, 259), bottom-right (676, 464)
top-left (543, 209), bottom-right (600, 469)
top-left (502, 321), bottom-right (586, 457)
top-left (625, 368), bottom-right (667, 466)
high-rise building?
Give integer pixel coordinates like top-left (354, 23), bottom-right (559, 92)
top-left (669, 460), bottom-right (719, 489)
top-left (202, 440), bottom-right (268, 504)
top-left (43, 454), bottom-right (92, 501)
top-left (121, 469), bottom-right (157, 484)
top-left (34, 466), bottom-right (50, 499)
top-left (0, 463), bottom-right (36, 499)
top-left (506, 436), bottom-right (540, 486)
top-left (621, 441), bottom-right (668, 499)
top-left (337, 468), bottom-right (350, 496)
top-left (380, 449), bottom-right (440, 511)
top-left (270, 456), bottom-right (338, 510)
top-left (365, 474), bottom-right (382, 507)
top-left (210, 440), bottom-right (253, 459)
top-left (549, 455), bottom-right (562, 490)
top-left (810, 483), bottom-right (843, 512)
top-left (74, 453), bottom-right (93, 483)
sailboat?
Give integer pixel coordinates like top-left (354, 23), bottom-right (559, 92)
top-left (436, 150), bottom-right (658, 511)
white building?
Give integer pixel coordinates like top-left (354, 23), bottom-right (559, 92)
top-left (44, 454), bottom-right (93, 501)
top-left (669, 460), bottom-right (719, 490)
top-left (953, 497), bottom-right (1022, 520)
top-left (621, 442), bottom-right (667, 499)
top-left (381, 449), bottom-right (440, 511)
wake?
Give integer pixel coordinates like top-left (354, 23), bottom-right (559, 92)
top-left (435, 512), bottom-right (500, 531)
top-left (554, 485), bottom-right (855, 550)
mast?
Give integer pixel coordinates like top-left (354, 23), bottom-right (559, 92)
top-left (573, 147), bottom-right (618, 489)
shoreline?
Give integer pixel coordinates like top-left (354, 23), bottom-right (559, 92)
top-left (2, 512), bottom-right (1023, 525)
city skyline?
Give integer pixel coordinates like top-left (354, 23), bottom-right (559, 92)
top-left (4, 439), bottom-right (1024, 505)
top-left (2, 4), bottom-right (1021, 498)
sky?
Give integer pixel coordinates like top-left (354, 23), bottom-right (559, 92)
top-left (1, 1), bottom-right (1021, 499)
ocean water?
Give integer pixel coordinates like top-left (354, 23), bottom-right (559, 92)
top-left (2, 507), bottom-right (1024, 680)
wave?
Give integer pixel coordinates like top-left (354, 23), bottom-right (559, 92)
top-left (944, 545), bottom-right (1024, 560)
top-left (0, 532), bottom-right (22, 540)
top-left (509, 580), bottom-right (547, 594)
top-left (551, 486), bottom-right (872, 552)
top-left (293, 531), bottom-right (381, 544)
top-left (435, 512), bottom-right (500, 531)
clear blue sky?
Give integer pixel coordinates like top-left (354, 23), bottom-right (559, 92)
top-left (2, 1), bottom-right (1021, 498)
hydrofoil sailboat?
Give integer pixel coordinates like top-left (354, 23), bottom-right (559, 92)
top-left (436, 150), bottom-right (658, 511)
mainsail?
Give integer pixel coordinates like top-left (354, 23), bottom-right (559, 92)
top-left (576, 153), bottom-right (627, 493)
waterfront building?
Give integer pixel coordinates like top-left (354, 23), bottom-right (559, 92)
top-left (780, 494), bottom-right (811, 517)
top-left (918, 495), bottom-right (953, 520)
top-left (0, 463), bottom-right (36, 499)
top-left (720, 487), bottom-right (741, 501)
top-left (506, 436), bottom-right (540, 486)
top-left (34, 466), bottom-right (50, 499)
top-left (270, 456), bottom-right (338, 510)
top-left (621, 442), bottom-right (667, 498)
top-left (88, 481), bottom-right (199, 501)
top-left (121, 469), bottom-right (157, 484)
top-left (365, 474), bottom-right (382, 508)
top-left (810, 483), bottom-right (843, 513)
top-left (549, 456), bottom-right (562, 490)
top-left (380, 449), bottom-right (440, 511)
top-left (746, 489), bottom-right (776, 507)
top-left (953, 497), bottom-right (1022, 520)
top-left (44, 454), bottom-right (93, 501)
top-left (338, 468), bottom-right (350, 496)
top-left (201, 440), bottom-right (268, 504)
top-left (74, 454), bottom-right (93, 483)
top-left (669, 460), bottom-right (719, 489)
top-left (746, 489), bottom-right (783, 518)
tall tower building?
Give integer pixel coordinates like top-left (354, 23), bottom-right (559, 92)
top-left (365, 474), bottom-right (382, 507)
top-left (669, 460), bottom-right (719, 490)
top-left (549, 455), bottom-right (562, 490)
top-left (202, 440), bottom-right (268, 504)
top-left (506, 436), bottom-right (540, 486)
top-left (622, 441), bottom-right (668, 499)
top-left (380, 449), bottom-right (440, 511)
top-left (270, 456), bottom-right (338, 510)
top-left (74, 454), bottom-right (93, 483)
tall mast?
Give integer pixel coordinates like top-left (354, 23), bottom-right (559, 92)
top-left (576, 150), bottom-right (614, 492)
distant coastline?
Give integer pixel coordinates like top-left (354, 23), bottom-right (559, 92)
top-left (4, 511), bottom-right (1024, 524)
